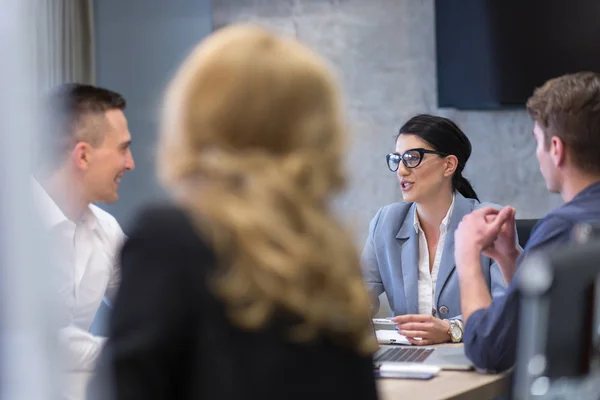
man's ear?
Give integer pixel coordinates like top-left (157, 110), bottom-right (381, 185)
top-left (443, 155), bottom-right (459, 177)
top-left (550, 136), bottom-right (566, 167)
top-left (71, 142), bottom-right (92, 170)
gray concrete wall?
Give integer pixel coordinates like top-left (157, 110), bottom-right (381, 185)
top-left (94, 0), bottom-right (212, 231)
top-left (213, 0), bottom-right (563, 246)
top-left (91, 0), bottom-right (212, 334)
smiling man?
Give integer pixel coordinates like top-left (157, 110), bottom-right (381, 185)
top-left (454, 72), bottom-right (600, 372)
top-left (34, 83), bottom-right (135, 398)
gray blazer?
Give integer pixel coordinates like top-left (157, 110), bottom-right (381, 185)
top-left (361, 193), bottom-right (507, 320)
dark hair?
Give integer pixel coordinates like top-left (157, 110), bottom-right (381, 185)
top-left (527, 71), bottom-right (600, 175)
top-left (396, 114), bottom-right (479, 201)
top-left (40, 83), bottom-right (126, 173)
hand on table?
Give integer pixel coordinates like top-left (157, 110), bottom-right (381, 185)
top-left (392, 314), bottom-right (451, 346)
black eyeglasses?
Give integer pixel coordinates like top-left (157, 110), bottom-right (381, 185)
top-left (386, 148), bottom-right (449, 172)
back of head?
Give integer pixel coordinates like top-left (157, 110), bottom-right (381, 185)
top-left (39, 83), bottom-right (126, 176)
top-left (159, 24), bottom-right (376, 354)
top-left (527, 71), bottom-right (600, 175)
top-left (398, 114), bottom-right (479, 201)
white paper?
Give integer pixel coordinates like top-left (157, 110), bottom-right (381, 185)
top-left (372, 318), bottom-right (396, 326)
top-left (378, 363), bottom-right (440, 378)
top-left (375, 330), bottom-right (413, 345)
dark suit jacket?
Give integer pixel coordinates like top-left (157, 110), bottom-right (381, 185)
top-left (89, 205), bottom-right (378, 400)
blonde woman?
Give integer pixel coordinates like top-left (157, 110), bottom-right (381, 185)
top-left (90, 25), bottom-right (378, 400)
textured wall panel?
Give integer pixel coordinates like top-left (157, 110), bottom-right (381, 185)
top-left (213, 0), bottom-right (563, 245)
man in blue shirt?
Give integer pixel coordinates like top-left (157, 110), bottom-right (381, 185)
top-left (454, 71), bottom-right (600, 372)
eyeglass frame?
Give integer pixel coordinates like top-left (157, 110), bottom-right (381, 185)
top-left (385, 148), bottom-right (449, 172)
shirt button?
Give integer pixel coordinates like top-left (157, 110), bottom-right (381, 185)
top-left (439, 305), bottom-right (449, 315)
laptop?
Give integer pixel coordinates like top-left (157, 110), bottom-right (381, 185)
top-left (372, 319), bottom-right (473, 374)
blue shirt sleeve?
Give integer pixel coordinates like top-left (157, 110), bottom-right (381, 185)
top-left (463, 216), bottom-right (574, 371)
top-left (463, 282), bottom-right (520, 372)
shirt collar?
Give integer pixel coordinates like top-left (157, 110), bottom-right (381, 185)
top-left (413, 194), bottom-right (456, 233)
top-left (31, 177), bottom-right (97, 231)
top-left (570, 180), bottom-right (600, 203)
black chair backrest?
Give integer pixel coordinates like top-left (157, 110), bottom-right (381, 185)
top-left (514, 240), bottom-right (600, 399)
top-left (516, 219), bottom-right (539, 249)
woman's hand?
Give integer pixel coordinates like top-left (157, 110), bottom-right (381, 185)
top-left (392, 314), bottom-right (451, 345)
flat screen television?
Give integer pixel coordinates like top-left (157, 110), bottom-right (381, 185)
top-left (435, 0), bottom-right (600, 109)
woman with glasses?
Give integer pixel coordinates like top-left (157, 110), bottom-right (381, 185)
top-left (361, 114), bottom-right (509, 345)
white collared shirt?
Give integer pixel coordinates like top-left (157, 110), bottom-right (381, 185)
top-left (414, 195), bottom-right (455, 316)
top-left (32, 178), bottom-right (125, 373)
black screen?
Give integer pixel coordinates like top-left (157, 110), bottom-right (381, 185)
top-left (435, 0), bottom-right (600, 109)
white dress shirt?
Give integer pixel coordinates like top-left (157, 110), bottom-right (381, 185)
top-left (414, 195), bottom-right (455, 316)
top-left (32, 179), bottom-right (125, 374)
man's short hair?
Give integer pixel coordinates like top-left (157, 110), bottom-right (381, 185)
top-left (40, 83), bottom-right (126, 172)
top-left (526, 71), bottom-right (600, 175)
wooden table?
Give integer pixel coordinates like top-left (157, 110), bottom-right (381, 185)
top-left (377, 344), bottom-right (509, 400)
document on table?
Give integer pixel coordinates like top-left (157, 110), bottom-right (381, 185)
top-left (375, 330), bottom-right (413, 345)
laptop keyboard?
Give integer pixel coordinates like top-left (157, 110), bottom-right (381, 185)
top-left (376, 347), bottom-right (434, 363)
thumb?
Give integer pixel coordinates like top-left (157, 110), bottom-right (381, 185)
top-left (506, 207), bottom-right (516, 226)
top-left (507, 207), bottom-right (517, 233)
top-left (489, 206), bottom-right (513, 232)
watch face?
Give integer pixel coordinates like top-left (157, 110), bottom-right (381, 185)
top-left (451, 325), bottom-right (462, 339)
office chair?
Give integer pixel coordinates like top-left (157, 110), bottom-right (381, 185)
top-left (513, 238), bottom-right (600, 399)
top-left (515, 219), bottom-right (539, 249)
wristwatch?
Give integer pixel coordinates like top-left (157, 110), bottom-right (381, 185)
top-left (446, 319), bottom-right (463, 343)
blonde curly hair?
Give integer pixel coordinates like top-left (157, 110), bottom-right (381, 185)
top-left (158, 24), bottom-right (376, 355)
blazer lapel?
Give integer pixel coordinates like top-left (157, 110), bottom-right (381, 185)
top-left (434, 193), bottom-right (474, 307)
top-left (396, 203), bottom-right (419, 315)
